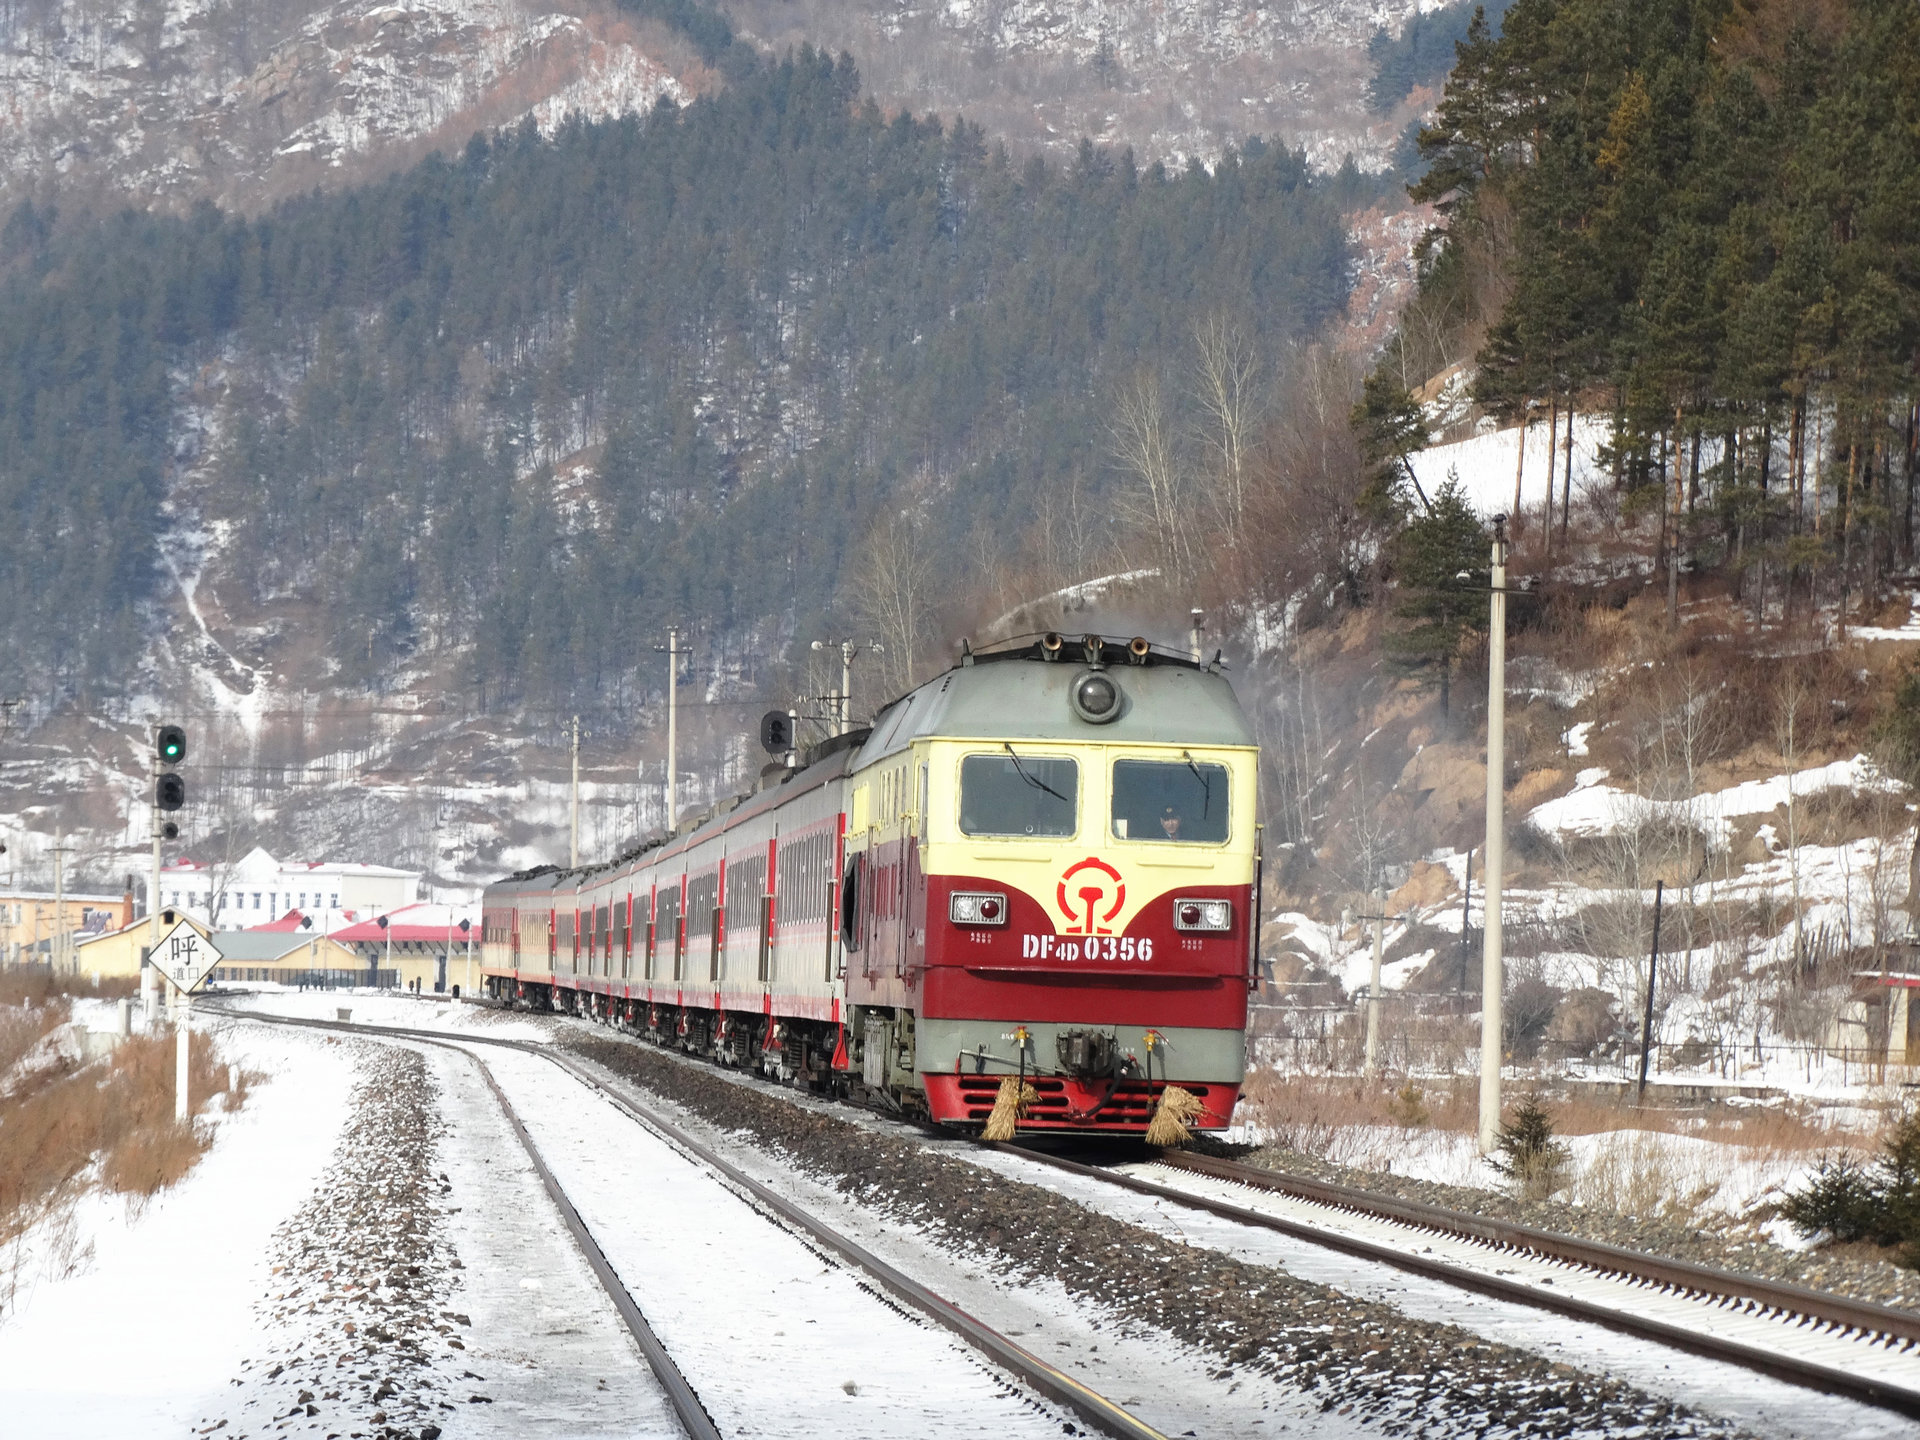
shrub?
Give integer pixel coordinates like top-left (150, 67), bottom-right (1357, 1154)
top-left (1387, 1081), bottom-right (1430, 1128)
top-left (1780, 1157), bottom-right (1883, 1243)
top-left (1780, 1111), bottom-right (1920, 1264)
top-left (1490, 1097), bottom-right (1569, 1200)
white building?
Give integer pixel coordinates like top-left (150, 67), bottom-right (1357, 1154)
top-left (160, 846), bottom-right (420, 933)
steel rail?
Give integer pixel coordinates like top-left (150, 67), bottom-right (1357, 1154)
top-left (544, 1012), bottom-right (1920, 1414)
top-left (225, 1010), bottom-right (723, 1440)
top-left (1150, 1148), bottom-right (1920, 1346)
top-left (222, 1003), bottom-right (1920, 1418)
top-left (982, 1140), bottom-right (1920, 1419)
top-left (217, 1006), bottom-right (1169, 1440)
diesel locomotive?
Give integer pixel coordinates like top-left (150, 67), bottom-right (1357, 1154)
top-left (479, 633), bottom-right (1260, 1134)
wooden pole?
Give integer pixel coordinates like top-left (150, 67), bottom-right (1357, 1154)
top-left (1478, 520), bottom-right (1509, 1154)
top-left (1639, 879), bottom-right (1664, 1101)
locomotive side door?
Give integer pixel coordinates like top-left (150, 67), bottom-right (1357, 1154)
top-left (901, 760), bottom-right (927, 985)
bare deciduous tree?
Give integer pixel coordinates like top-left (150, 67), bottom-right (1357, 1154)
top-left (1192, 312), bottom-right (1264, 531)
top-left (849, 509), bottom-right (939, 703)
top-left (1775, 665), bottom-right (1810, 972)
top-left (1109, 369), bottom-right (1193, 587)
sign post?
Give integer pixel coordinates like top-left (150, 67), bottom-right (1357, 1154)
top-left (149, 922), bottom-right (223, 1122)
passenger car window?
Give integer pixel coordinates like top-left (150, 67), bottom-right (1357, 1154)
top-left (1111, 758), bottom-right (1229, 843)
top-left (959, 753), bottom-right (1078, 837)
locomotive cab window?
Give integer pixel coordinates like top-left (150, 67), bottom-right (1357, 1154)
top-left (958, 752), bottom-right (1078, 837)
top-left (1111, 757), bottom-right (1230, 844)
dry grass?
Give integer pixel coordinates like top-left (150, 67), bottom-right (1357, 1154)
top-left (0, 970), bottom-right (138, 1008)
top-left (1547, 1093), bottom-right (1852, 1157)
top-left (0, 994), bottom-right (68, 1077)
top-left (1240, 1068), bottom-right (1857, 1218)
top-left (1238, 1071), bottom-right (1481, 1165)
top-left (0, 1029), bottom-right (230, 1248)
top-left (1245, 1068), bottom-right (1849, 1151)
top-left (1569, 1129), bottom-right (1723, 1221)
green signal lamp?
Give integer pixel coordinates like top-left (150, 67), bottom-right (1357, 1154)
top-left (157, 724), bottom-right (187, 764)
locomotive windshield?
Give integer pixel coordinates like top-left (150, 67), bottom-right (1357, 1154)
top-left (959, 752), bottom-right (1079, 837)
top-left (1111, 757), bottom-right (1229, 843)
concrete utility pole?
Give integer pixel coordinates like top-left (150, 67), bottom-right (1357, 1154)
top-left (51, 825), bottom-right (65, 975)
top-left (569, 714), bottom-right (581, 869)
top-left (146, 743), bottom-right (161, 1024)
top-left (663, 628), bottom-right (681, 830)
top-left (1364, 884), bottom-right (1386, 1079)
top-left (1479, 515), bottom-right (1510, 1154)
top-left (811, 638), bottom-right (882, 735)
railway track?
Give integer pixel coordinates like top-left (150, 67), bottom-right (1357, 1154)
top-left (522, 1003), bottom-right (1920, 1419)
top-left (220, 1001), bottom-right (1920, 1422)
top-left (216, 1004), bottom-right (1170, 1440)
top-left (988, 1139), bottom-right (1920, 1418)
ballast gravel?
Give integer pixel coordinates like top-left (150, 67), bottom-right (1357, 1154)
top-left (208, 1043), bottom-right (473, 1440)
top-left (567, 1035), bottom-right (1744, 1440)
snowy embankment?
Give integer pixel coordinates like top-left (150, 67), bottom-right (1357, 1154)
top-left (1272, 744), bottom-right (1917, 1112)
top-left (0, 1026), bottom-right (353, 1434)
top-left (0, 1008), bottom-right (679, 1436)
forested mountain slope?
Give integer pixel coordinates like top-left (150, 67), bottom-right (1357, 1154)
top-left (0, 0), bottom-right (714, 211)
top-left (1374, 0), bottom-right (1919, 599)
top-left (722, 0), bottom-right (1441, 172)
top-left (0, 50), bottom-right (1351, 714)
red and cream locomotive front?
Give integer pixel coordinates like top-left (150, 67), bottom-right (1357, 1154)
top-left (842, 648), bottom-right (1259, 1134)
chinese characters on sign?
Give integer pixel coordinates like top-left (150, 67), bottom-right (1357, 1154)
top-left (149, 921), bottom-right (223, 994)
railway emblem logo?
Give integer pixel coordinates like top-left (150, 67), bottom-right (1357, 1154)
top-left (1057, 857), bottom-right (1125, 935)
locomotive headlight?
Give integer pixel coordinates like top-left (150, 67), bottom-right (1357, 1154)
top-left (1070, 671), bottom-right (1122, 723)
top-left (1173, 899), bottom-right (1232, 932)
top-left (951, 891), bottom-right (1008, 926)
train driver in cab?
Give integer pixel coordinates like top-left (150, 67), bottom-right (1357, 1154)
top-left (1159, 804), bottom-right (1183, 841)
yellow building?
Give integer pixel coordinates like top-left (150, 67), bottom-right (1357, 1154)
top-left (73, 914), bottom-right (211, 982)
top-left (2, 887), bottom-right (134, 969)
top-left (205, 930), bottom-right (365, 988)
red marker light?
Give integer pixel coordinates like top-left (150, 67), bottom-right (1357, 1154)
top-left (981, 898), bottom-right (1001, 920)
top-left (1179, 903), bottom-right (1202, 927)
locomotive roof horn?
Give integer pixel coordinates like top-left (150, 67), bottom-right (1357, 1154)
top-left (1082, 634), bottom-right (1104, 666)
top-left (1040, 632), bottom-right (1064, 660)
top-left (1127, 636), bottom-right (1150, 664)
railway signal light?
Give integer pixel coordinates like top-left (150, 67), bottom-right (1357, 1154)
top-left (759, 710), bottom-right (794, 756)
top-left (157, 725), bottom-right (186, 764)
top-left (156, 773), bottom-right (185, 811)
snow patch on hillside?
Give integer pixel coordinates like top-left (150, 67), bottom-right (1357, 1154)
top-left (1528, 754), bottom-right (1903, 846)
top-left (1410, 413), bottom-right (1614, 523)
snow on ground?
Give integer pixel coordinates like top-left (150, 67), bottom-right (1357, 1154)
top-left (1850, 594), bottom-right (1920, 642)
top-left (213, 1033), bottom-right (679, 1437)
top-left (471, 1044), bottom-right (1089, 1439)
top-left (1410, 413), bottom-right (1614, 522)
top-left (556, 1038), bottom-right (1384, 1440)
top-left (1527, 753), bottom-right (1903, 846)
top-left (227, 986), bottom-right (558, 1043)
top-left (564, 1038), bottom-right (1903, 1440)
top-left (1274, 751), bottom-right (1920, 1115)
top-left (0, 1025), bottom-right (354, 1435)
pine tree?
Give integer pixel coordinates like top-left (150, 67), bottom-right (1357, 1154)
top-left (1387, 474), bottom-right (1488, 717)
top-left (1352, 368), bottom-right (1433, 522)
